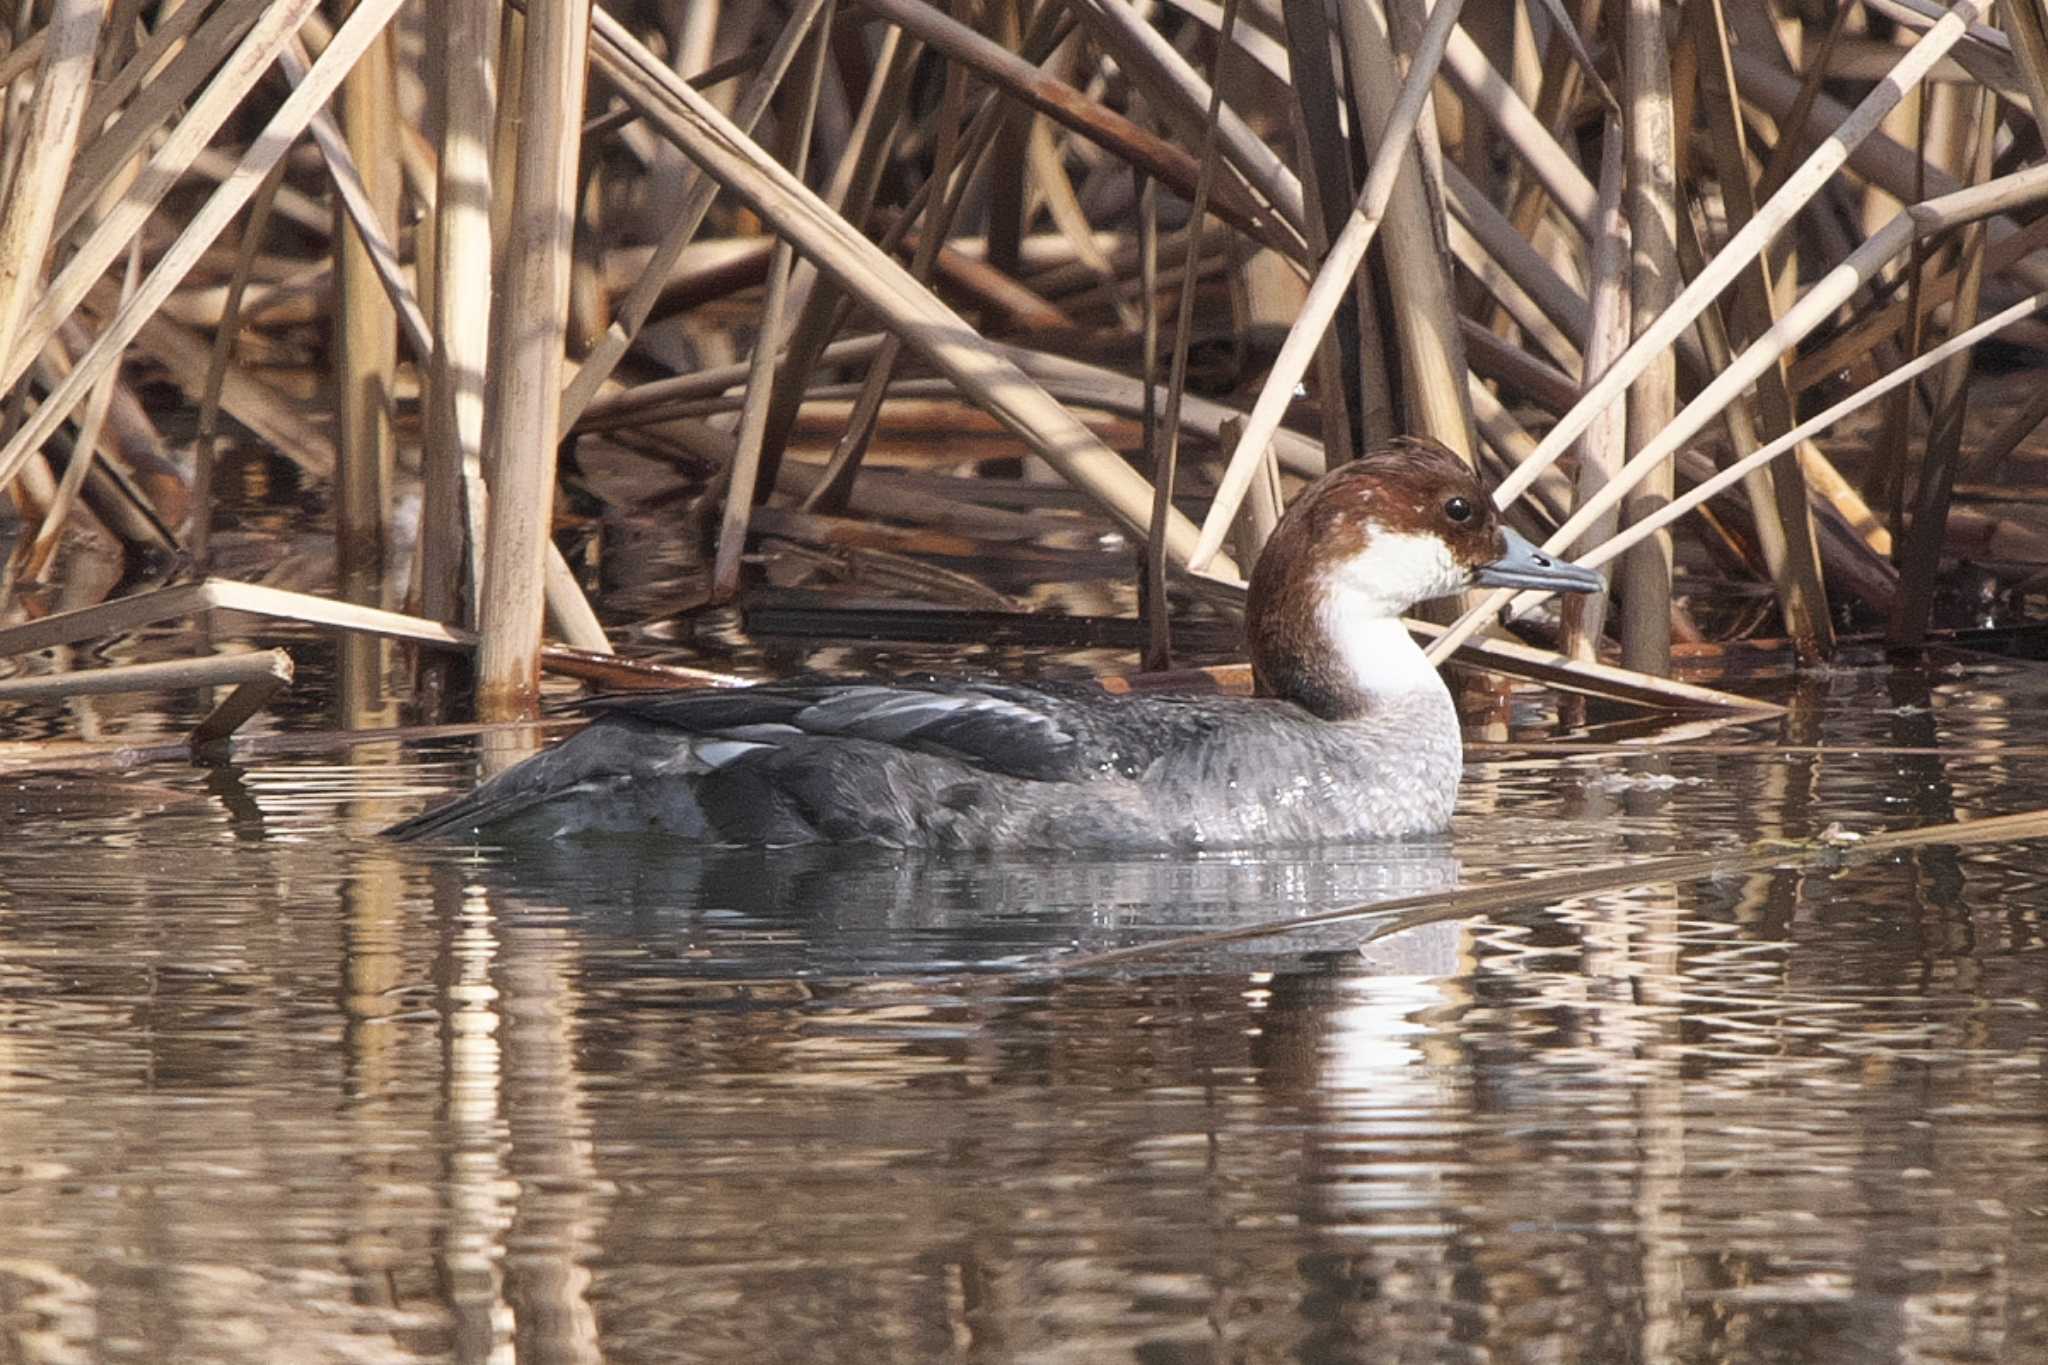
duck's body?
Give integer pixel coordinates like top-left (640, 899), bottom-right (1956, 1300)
top-left (384, 675), bottom-right (1463, 849)
top-left (386, 438), bottom-right (1601, 849)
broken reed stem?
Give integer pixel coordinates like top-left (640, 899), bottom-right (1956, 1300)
top-left (12, 0), bottom-right (322, 414)
top-left (1138, 172), bottom-right (1168, 672)
top-left (1071, 0), bottom-right (1307, 236)
top-left (16, 242), bottom-right (139, 584)
top-left (557, 0), bottom-right (832, 435)
top-left (586, 6), bottom-right (1240, 578)
top-left (475, 0), bottom-right (591, 722)
top-left (1890, 82), bottom-right (2000, 648)
top-left (0, 0), bottom-right (401, 502)
top-left (1159, 0), bottom-right (1241, 596)
top-left (800, 16), bottom-right (965, 516)
top-left (1345, 0), bottom-right (1477, 464)
top-left (1548, 283), bottom-right (2048, 599)
top-left (0, 647), bottom-right (291, 702)
top-left (1691, 0), bottom-right (1833, 660)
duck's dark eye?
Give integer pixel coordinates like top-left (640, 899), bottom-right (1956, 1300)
top-left (1443, 496), bottom-right (1475, 524)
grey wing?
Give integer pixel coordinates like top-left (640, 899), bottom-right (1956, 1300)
top-left (381, 715), bottom-right (751, 841)
top-left (580, 680), bottom-right (1216, 783)
top-left (383, 681), bottom-right (1235, 842)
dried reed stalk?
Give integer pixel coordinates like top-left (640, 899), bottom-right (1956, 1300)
top-left (1690, 0), bottom-right (1832, 659)
top-left (1560, 123), bottom-right (1626, 664)
top-left (333, 8), bottom-right (401, 722)
top-left (0, 0), bottom-right (98, 385)
top-left (419, 0), bottom-right (498, 686)
top-left (190, 160), bottom-right (287, 569)
top-left (475, 0), bottom-right (592, 721)
top-left (1432, 155), bottom-right (2048, 665)
top-left (0, 0), bottom-right (403, 500)
top-left (15, 0), bottom-right (322, 405)
top-left (711, 5), bottom-right (832, 601)
top-left (586, 6), bottom-right (1241, 577)
top-left (1618, 0), bottom-right (1678, 673)
top-left (1188, 0), bottom-right (1466, 572)
top-left (1488, 0), bottom-right (1995, 517)
top-left (1889, 83), bottom-right (1999, 647)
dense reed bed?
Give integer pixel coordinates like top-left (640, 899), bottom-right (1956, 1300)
top-left (1, 0), bottom-right (2045, 738)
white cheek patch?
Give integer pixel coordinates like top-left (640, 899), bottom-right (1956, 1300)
top-left (1327, 526), bottom-right (1470, 618)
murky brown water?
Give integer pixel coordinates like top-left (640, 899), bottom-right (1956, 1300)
top-left (2, 648), bottom-right (2047, 1363)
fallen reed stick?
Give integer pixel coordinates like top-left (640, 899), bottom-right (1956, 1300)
top-left (0, 648), bottom-right (290, 703)
top-left (0, 647), bottom-right (293, 750)
top-left (711, 6), bottom-right (830, 601)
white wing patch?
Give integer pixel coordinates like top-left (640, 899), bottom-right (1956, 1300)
top-left (691, 739), bottom-right (771, 769)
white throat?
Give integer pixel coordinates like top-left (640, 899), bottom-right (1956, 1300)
top-left (1312, 527), bottom-right (1467, 705)
top-left (1313, 611), bottom-right (1446, 704)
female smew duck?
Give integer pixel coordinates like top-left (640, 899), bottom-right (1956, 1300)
top-left (387, 437), bottom-right (1601, 849)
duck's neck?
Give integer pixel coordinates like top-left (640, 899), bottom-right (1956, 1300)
top-left (1312, 612), bottom-right (1450, 722)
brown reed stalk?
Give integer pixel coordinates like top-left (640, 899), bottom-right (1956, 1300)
top-left (13, 241), bottom-right (138, 586)
top-left (556, 0), bottom-right (833, 433)
top-left (1137, 171), bottom-right (1168, 671)
top-left (1189, 0), bottom-right (1466, 572)
top-left (1617, 0), bottom-right (1679, 673)
top-left (1281, 0), bottom-right (1376, 455)
top-left (1560, 121), bottom-right (1625, 665)
top-left (711, 5), bottom-right (833, 602)
top-left (190, 160), bottom-right (289, 570)
top-left (1689, 0), bottom-right (1833, 660)
top-left (1154, 0), bottom-right (1244, 646)
top-left (418, 0), bottom-right (499, 717)
top-left (476, 0), bottom-right (593, 722)
top-left (8, 0), bottom-right (322, 411)
top-left (1338, 0), bottom-right (1477, 461)
top-left (0, 0), bottom-right (100, 375)
top-left (1890, 81), bottom-right (2000, 648)
top-left (0, 0), bottom-right (405, 502)
top-left (55, 0), bottom-right (273, 245)
top-left (586, 6), bottom-right (1241, 577)
top-left (853, 0), bottom-right (1294, 257)
top-left (334, 5), bottom-right (402, 723)
top-left (799, 20), bottom-right (968, 517)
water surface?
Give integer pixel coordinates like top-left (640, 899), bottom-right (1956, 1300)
top-left (2, 650), bottom-right (2046, 1362)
